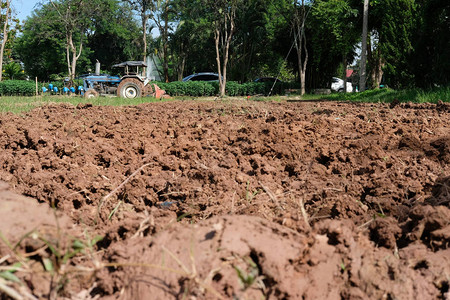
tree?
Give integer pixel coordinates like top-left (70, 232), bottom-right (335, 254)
top-left (3, 61), bottom-right (25, 79)
top-left (151, 0), bottom-right (175, 82)
top-left (359, 0), bottom-right (369, 92)
top-left (293, 0), bottom-right (309, 95)
top-left (15, 0), bottom-right (140, 80)
top-left (47, 0), bottom-right (101, 82)
top-left (412, 0), bottom-right (450, 87)
top-left (231, 0), bottom-right (283, 82)
top-left (209, 0), bottom-right (239, 97)
top-left (14, 4), bottom-right (68, 80)
top-left (313, 0), bottom-right (359, 92)
top-left (124, 0), bottom-right (153, 61)
top-left (170, 0), bottom-right (218, 80)
top-left (87, 0), bottom-right (141, 69)
top-left (0, 0), bottom-right (11, 81)
top-left (367, 0), bottom-right (417, 89)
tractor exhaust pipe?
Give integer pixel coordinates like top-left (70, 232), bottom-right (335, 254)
top-left (95, 60), bottom-right (101, 76)
top-left (146, 56), bottom-right (151, 79)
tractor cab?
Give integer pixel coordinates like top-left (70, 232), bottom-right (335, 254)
top-left (113, 61), bottom-right (147, 78)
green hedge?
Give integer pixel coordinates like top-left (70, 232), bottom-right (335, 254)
top-left (155, 81), bottom-right (301, 97)
top-left (0, 80), bottom-right (85, 96)
top-left (0, 79), bottom-right (301, 97)
top-left (0, 80), bottom-right (41, 96)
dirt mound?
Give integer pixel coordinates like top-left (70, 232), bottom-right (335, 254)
top-left (0, 181), bottom-right (83, 299)
top-left (0, 100), bottom-right (449, 299)
top-left (95, 215), bottom-right (449, 300)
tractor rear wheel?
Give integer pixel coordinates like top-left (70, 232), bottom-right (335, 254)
top-left (84, 89), bottom-right (99, 98)
top-left (118, 79), bottom-right (143, 99)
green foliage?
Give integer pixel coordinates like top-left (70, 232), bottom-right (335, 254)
top-left (2, 62), bottom-right (26, 80)
top-left (11, 0), bottom-right (449, 91)
top-left (14, 4), bottom-right (79, 81)
top-left (412, 0), bottom-right (450, 87)
top-left (156, 81), bottom-right (218, 96)
top-left (14, 0), bottom-right (140, 80)
top-left (371, 0), bottom-right (417, 88)
top-left (322, 86), bottom-right (450, 104)
top-left (87, 0), bottom-right (142, 70)
top-left (39, 234), bottom-right (103, 272)
top-left (0, 80), bottom-right (39, 96)
top-left (311, 0), bottom-right (359, 88)
top-left (225, 81), bottom-right (240, 96)
top-left (0, 79), bottom-right (84, 96)
top-left (156, 80), bottom-right (301, 97)
top-left (313, 0), bottom-right (358, 52)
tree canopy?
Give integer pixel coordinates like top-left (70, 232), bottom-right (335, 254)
top-left (6, 0), bottom-right (449, 89)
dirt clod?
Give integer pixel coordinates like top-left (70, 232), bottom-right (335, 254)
top-left (0, 100), bottom-right (449, 299)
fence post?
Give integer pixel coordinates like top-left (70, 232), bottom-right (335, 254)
top-left (35, 77), bottom-right (38, 97)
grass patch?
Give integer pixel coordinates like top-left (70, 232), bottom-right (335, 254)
top-left (1, 86), bottom-right (448, 114)
top-left (310, 86), bottom-right (450, 103)
top-left (0, 95), bottom-right (173, 114)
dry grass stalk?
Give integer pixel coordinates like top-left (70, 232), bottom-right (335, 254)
top-left (97, 162), bottom-right (153, 220)
top-left (259, 181), bottom-right (283, 210)
top-left (299, 197), bottom-right (311, 230)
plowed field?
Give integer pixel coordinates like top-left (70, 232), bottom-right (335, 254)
top-left (0, 99), bottom-right (449, 299)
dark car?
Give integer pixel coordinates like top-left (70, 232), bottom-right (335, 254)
top-left (182, 73), bottom-right (221, 82)
top-left (253, 77), bottom-right (283, 83)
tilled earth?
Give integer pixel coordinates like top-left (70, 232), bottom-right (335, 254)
top-left (0, 99), bottom-right (449, 299)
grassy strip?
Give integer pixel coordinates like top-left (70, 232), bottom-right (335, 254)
top-left (318, 86), bottom-right (450, 103)
top-left (0, 96), bottom-right (172, 114)
top-left (0, 86), bottom-right (448, 114)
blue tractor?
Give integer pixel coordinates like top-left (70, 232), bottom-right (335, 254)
top-left (81, 61), bottom-right (165, 99)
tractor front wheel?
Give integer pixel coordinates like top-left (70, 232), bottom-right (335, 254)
top-left (84, 89), bottom-right (99, 98)
top-left (118, 79), bottom-right (142, 99)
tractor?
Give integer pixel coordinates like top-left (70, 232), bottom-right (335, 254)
top-left (81, 61), bottom-right (167, 99)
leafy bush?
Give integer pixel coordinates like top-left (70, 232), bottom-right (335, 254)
top-left (157, 81), bottom-right (219, 97)
top-left (0, 79), bottom-right (85, 96)
top-left (155, 80), bottom-right (301, 97)
top-left (0, 80), bottom-right (40, 96)
top-left (225, 81), bottom-right (241, 96)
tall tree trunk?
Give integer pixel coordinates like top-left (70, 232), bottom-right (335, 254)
top-left (359, 0), bottom-right (369, 92)
top-left (215, 6), bottom-right (235, 98)
top-left (142, 13), bottom-right (148, 62)
top-left (368, 35), bottom-right (384, 89)
top-left (67, 32), bottom-right (83, 83)
top-left (370, 49), bottom-right (384, 89)
top-left (294, 0), bottom-right (308, 96)
top-left (214, 27), bottom-right (222, 94)
top-left (177, 54), bottom-right (185, 81)
top-left (301, 29), bottom-right (308, 95)
top-left (176, 40), bottom-right (186, 81)
top-left (66, 41), bottom-right (71, 77)
top-left (163, 4), bottom-right (169, 82)
top-left (0, 0), bottom-right (10, 82)
top-left (49, 0), bottom-right (88, 84)
top-left (221, 19), bottom-right (233, 97)
top-left (342, 54), bottom-right (348, 93)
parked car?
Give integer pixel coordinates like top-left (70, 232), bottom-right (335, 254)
top-left (331, 77), bottom-right (353, 92)
top-left (182, 73), bottom-right (221, 82)
top-left (253, 77), bottom-right (283, 83)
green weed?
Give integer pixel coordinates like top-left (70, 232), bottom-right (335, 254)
top-left (0, 228), bottom-right (102, 299)
top-left (234, 259), bottom-right (259, 289)
top-left (245, 181), bottom-right (261, 203)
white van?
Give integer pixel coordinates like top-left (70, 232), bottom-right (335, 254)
top-left (331, 77), bottom-right (353, 93)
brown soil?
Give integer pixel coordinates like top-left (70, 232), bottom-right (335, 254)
top-left (0, 100), bottom-right (449, 299)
